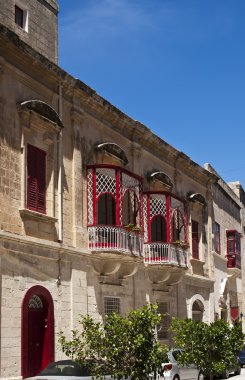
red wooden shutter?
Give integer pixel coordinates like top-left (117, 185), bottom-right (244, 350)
top-left (27, 145), bottom-right (46, 213)
top-left (192, 220), bottom-right (199, 259)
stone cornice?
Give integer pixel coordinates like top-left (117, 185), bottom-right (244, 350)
top-left (0, 23), bottom-right (218, 185)
top-left (0, 230), bottom-right (89, 259)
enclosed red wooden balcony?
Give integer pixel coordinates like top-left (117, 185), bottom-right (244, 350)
top-left (87, 165), bottom-right (143, 257)
top-left (144, 242), bottom-right (187, 267)
top-left (143, 192), bottom-right (188, 268)
top-left (226, 230), bottom-right (241, 271)
top-left (88, 226), bottom-right (143, 256)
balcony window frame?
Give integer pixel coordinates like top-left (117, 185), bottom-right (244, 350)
top-left (226, 230), bottom-right (241, 269)
top-left (150, 214), bottom-right (167, 242)
top-left (96, 193), bottom-right (116, 226)
top-left (143, 191), bottom-right (188, 245)
top-left (226, 230), bottom-right (241, 255)
top-left (87, 164), bottom-right (143, 229)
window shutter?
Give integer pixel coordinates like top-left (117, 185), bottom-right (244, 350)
top-left (27, 145), bottom-right (46, 213)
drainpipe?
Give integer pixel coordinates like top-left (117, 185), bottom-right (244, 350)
top-left (58, 83), bottom-right (63, 242)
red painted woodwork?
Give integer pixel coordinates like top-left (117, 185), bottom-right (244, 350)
top-left (87, 165), bottom-right (143, 228)
top-left (230, 306), bottom-right (239, 321)
top-left (192, 220), bottom-right (199, 259)
top-left (226, 230), bottom-right (241, 269)
top-left (21, 286), bottom-right (54, 379)
top-left (27, 144), bottom-right (46, 214)
top-left (28, 306), bottom-right (46, 375)
top-left (144, 191), bottom-right (187, 245)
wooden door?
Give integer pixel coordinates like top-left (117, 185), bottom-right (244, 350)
top-left (28, 305), bottom-right (46, 376)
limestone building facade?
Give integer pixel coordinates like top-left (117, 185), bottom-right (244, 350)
top-left (0, 1), bottom-right (244, 379)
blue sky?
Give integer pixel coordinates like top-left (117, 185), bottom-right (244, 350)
top-left (58, 0), bottom-right (245, 187)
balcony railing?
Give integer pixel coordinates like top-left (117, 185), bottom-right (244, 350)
top-left (88, 226), bottom-right (143, 256)
top-left (144, 243), bottom-right (188, 268)
top-left (227, 254), bottom-right (241, 269)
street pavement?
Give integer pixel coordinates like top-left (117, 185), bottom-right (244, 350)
top-left (229, 368), bottom-right (245, 379)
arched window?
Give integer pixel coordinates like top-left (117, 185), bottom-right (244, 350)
top-left (97, 194), bottom-right (115, 225)
top-left (192, 300), bottom-right (204, 322)
top-left (151, 215), bottom-right (167, 242)
top-left (172, 209), bottom-right (184, 242)
top-left (123, 190), bottom-right (139, 226)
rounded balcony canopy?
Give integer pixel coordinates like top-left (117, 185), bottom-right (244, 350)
top-left (188, 193), bottom-right (206, 206)
top-left (149, 171), bottom-right (173, 188)
top-left (20, 100), bottom-right (63, 129)
top-left (95, 142), bottom-right (128, 165)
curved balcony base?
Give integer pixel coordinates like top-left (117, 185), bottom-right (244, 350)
top-left (90, 254), bottom-right (140, 279)
top-left (147, 266), bottom-right (186, 285)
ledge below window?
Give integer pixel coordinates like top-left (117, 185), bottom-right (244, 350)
top-left (190, 258), bottom-right (205, 277)
top-left (19, 208), bottom-right (57, 223)
top-left (19, 209), bottom-right (58, 241)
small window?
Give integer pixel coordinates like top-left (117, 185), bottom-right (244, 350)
top-left (15, 5), bottom-right (24, 28)
top-left (15, 4), bottom-right (28, 31)
top-left (27, 144), bottom-right (46, 214)
top-left (104, 297), bottom-right (120, 316)
top-left (214, 222), bottom-right (220, 253)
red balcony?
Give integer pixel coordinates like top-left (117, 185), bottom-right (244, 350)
top-left (88, 226), bottom-right (143, 256)
top-left (227, 254), bottom-right (241, 269)
top-left (144, 242), bottom-right (188, 268)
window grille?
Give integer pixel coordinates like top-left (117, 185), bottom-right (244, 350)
top-left (104, 296), bottom-right (120, 316)
top-left (28, 295), bottom-right (43, 309)
top-left (150, 194), bottom-right (166, 217)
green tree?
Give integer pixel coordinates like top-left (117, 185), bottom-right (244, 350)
top-left (170, 318), bottom-right (244, 380)
top-left (59, 304), bottom-right (168, 380)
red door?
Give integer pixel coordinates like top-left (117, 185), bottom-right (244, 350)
top-left (22, 286), bottom-right (54, 379)
top-left (28, 305), bottom-right (47, 376)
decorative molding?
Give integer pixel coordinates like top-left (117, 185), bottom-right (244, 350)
top-left (95, 142), bottom-right (128, 165)
top-left (19, 208), bottom-right (57, 224)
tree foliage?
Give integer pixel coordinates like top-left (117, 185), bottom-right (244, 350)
top-left (170, 318), bottom-right (244, 380)
top-left (59, 304), bottom-right (168, 379)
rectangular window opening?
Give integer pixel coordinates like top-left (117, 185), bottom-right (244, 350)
top-left (192, 220), bottom-right (199, 259)
top-left (104, 296), bottom-right (120, 316)
top-left (214, 222), bottom-right (221, 253)
top-left (15, 5), bottom-right (24, 28)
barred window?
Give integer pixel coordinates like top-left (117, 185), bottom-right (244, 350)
top-left (157, 302), bottom-right (170, 340)
top-left (104, 296), bottom-right (120, 316)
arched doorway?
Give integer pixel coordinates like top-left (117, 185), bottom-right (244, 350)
top-left (21, 286), bottom-right (54, 378)
top-left (192, 300), bottom-right (204, 322)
